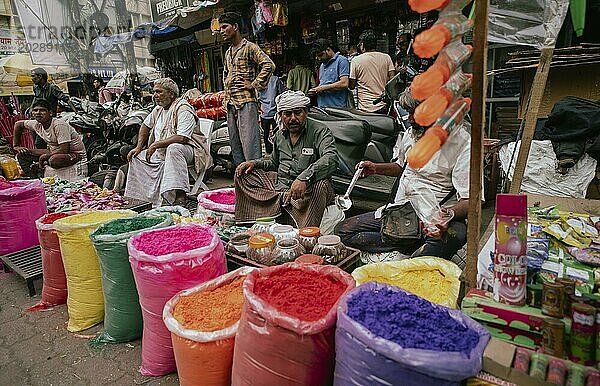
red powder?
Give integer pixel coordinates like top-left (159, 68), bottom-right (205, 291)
top-left (41, 212), bottom-right (73, 224)
top-left (253, 268), bottom-right (347, 321)
top-left (207, 190), bottom-right (236, 206)
top-left (133, 225), bottom-right (214, 256)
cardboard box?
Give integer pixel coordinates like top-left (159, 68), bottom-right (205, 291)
top-left (479, 321), bottom-right (541, 349)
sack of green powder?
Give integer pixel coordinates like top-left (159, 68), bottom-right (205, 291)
top-left (334, 282), bottom-right (490, 386)
top-left (90, 214), bottom-right (173, 343)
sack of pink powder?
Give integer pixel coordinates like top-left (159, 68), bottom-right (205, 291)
top-left (197, 188), bottom-right (236, 214)
top-left (128, 223), bottom-right (227, 376)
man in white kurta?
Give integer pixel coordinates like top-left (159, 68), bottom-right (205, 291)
top-left (125, 78), bottom-right (211, 206)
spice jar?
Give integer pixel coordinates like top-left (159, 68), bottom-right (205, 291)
top-left (557, 278), bottom-right (576, 316)
top-left (542, 282), bottom-right (565, 318)
top-left (527, 283), bottom-right (543, 308)
top-left (567, 363), bottom-right (587, 386)
top-left (298, 227), bottom-right (320, 253)
top-left (313, 235), bottom-right (347, 264)
top-left (225, 232), bottom-right (251, 256)
top-left (546, 358), bottom-right (567, 385)
top-left (529, 353), bottom-right (549, 379)
top-left (570, 302), bottom-right (596, 366)
top-left (272, 239), bottom-right (305, 265)
top-left (295, 254), bottom-right (324, 265)
top-left (247, 233), bottom-right (276, 265)
top-left (271, 225), bottom-right (298, 243)
top-left (249, 217), bottom-right (277, 235)
top-left (513, 347), bottom-right (530, 372)
top-left (542, 317), bottom-right (565, 358)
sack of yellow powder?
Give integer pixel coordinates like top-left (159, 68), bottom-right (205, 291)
top-left (163, 267), bottom-right (256, 386)
top-left (54, 210), bottom-right (136, 332)
top-left (352, 256), bottom-right (462, 308)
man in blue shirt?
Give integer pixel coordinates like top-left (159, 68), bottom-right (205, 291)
top-left (308, 39), bottom-right (350, 108)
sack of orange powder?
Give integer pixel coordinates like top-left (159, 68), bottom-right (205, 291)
top-left (163, 267), bottom-right (256, 386)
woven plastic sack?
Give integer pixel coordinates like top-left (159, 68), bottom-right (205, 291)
top-left (197, 188), bottom-right (236, 213)
top-left (128, 223), bottom-right (227, 376)
top-left (163, 267), bottom-right (256, 386)
top-left (334, 282), bottom-right (490, 386)
top-left (231, 263), bottom-right (356, 386)
top-left (352, 256), bottom-right (462, 308)
top-left (0, 178), bottom-right (47, 255)
top-left (29, 212), bottom-right (78, 311)
top-left (54, 210), bottom-right (136, 332)
top-left (90, 215), bottom-right (173, 343)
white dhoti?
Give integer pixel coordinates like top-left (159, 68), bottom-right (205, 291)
top-left (124, 143), bottom-right (194, 206)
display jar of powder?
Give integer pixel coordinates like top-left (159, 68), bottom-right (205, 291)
top-left (298, 227), bottom-right (320, 253)
top-left (546, 358), bottom-right (567, 385)
top-left (247, 233), bottom-right (276, 265)
top-left (272, 239), bottom-right (305, 265)
top-left (542, 282), bottom-right (565, 318)
top-left (513, 347), bottom-right (530, 372)
top-left (313, 235), bottom-right (347, 264)
top-left (249, 217), bottom-right (276, 235)
top-left (271, 225), bottom-right (298, 244)
top-left (556, 278), bottom-right (576, 316)
top-left (567, 363), bottom-right (587, 386)
top-left (570, 302), bottom-right (596, 365)
top-left (529, 353), bottom-right (549, 379)
top-left (542, 317), bottom-right (565, 358)
top-left (225, 233), bottom-right (251, 256)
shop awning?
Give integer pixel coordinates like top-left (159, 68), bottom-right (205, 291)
top-left (157, 0), bottom-right (220, 30)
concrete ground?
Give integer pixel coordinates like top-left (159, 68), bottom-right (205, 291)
top-left (0, 171), bottom-right (495, 385)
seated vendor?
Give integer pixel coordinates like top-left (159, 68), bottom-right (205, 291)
top-left (13, 98), bottom-right (87, 178)
top-left (235, 90), bottom-right (339, 228)
top-left (335, 90), bottom-right (470, 260)
top-left (124, 78), bottom-right (211, 206)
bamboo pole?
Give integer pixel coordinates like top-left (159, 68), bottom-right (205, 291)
top-left (465, 0), bottom-right (489, 291)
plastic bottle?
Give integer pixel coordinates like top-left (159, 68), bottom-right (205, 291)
top-left (408, 0), bottom-right (469, 14)
top-left (0, 155), bottom-right (21, 180)
top-left (410, 40), bottom-right (472, 101)
top-left (406, 97), bottom-right (471, 169)
top-left (413, 14), bottom-right (473, 58)
top-left (570, 0), bottom-right (586, 37)
top-left (414, 71), bottom-right (472, 126)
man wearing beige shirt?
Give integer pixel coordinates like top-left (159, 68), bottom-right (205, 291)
top-left (349, 30), bottom-right (395, 113)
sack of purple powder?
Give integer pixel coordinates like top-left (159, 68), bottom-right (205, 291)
top-left (334, 282), bottom-right (490, 386)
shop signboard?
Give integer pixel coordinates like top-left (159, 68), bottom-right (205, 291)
top-left (89, 66), bottom-right (118, 80)
top-left (0, 29), bottom-right (27, 55)
top-left (150, 0), bottom-right (190, 22)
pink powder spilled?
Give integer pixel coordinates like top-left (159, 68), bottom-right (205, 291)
top-left (207, 190), bottom-right (236, 206)
top-left (133, 225), bottom-right (214, 256)
top-left (0, 179), bottom-right (16, 190)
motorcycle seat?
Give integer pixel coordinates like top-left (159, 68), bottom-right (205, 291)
top-left (322, 107), bottom-right (398, 136)
top-left (307, 115), bottom-right (371, 145)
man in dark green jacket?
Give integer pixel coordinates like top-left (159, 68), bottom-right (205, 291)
top-left (234, 91), bottom-right (339, 228)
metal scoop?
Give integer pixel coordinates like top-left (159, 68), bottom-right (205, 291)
top-left (335, 162), bottom-right (364, 211)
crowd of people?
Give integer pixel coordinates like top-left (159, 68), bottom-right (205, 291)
top-left (9, 10), bottom-right (470, 261)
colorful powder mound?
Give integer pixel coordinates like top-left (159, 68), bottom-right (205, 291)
top-left (0, 178), bottom-right (16, 189)
top-left (253, 268), bottom-right (347, 321)
top-left (206, 190), bottom-right (236, 206)
top-left (172, 276), bottom-right (245, 331)
top-left (94, 217), bottom-right (165, 236)
top-left (41, 212), bottom-right (73, 224)
top-left (347, 288), bottom-right (479, 354)
top-left (133, 225), bottom-right (214, 255)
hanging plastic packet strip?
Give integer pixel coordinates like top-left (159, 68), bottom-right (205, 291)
top-left (414, 71), bottom-right (472, 126)
top-left (413, 13), bottom-right (473, 58)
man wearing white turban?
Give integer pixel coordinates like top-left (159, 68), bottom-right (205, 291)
top-left (234, 91), bottom-right (339, 228)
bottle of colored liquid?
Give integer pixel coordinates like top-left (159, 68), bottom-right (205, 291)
top-left (408, 0), bottom-right (469, 14)
top-left (406, 97), bottom-right (471, 169)
top-left (410, 41), bottom-right (472, 101)
top-left (414, 71), bottom-right (472, 127)
top-left (413, 14), bottom-right (473, 58)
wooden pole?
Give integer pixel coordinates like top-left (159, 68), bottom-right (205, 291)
top-left (508, 47), bottom-right (555, 194)
top-left (465, 0), bottom-right (489, 291)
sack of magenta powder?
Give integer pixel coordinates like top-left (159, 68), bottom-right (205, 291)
top-left (334, 282), bottom-right (490, 386)
top-left (231, 263), bottom-right (355, 386)
top-left (128, 223), bottom-right (227, 376)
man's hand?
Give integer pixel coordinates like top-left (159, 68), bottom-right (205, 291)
top-left (360, 160), bottom-right (377, 177)
top-left (307, 88), bottom-right (317, 97)
top-left (423, 208), bottom-right (454, 238)
top-left (235, 160), bottom-right (255, 177)
top-left (13, 146), bottom-right (29, 155)
top-left (38, 153), bottom-right (50, 167)
top-left (145, 143), bottom-right (158, 162)
top-left (127, 147), bottom-right (142, 162)
top-left (243, 80), bottom-right (254, 91)
top-left (285, 179), bottom-right (307, 203)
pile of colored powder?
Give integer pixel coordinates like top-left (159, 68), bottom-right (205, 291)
top-left (0, 179), bottom-right (16, 189)
top-left (346, 288), bottom-right (479, 354)
top-left (207, 190), bottom-right (236, 206)
top-left (95, 217), bottom-right (164, 236)
top-left (363, 269), bottom-right (455, 305)
top-left (253, 268), bottom-right (347, 321)
top-left (41, 212), bottom-right (73, 224)
top-left (172, 276), bottom-right (245, 331)
top-left (133, 225), bottom-right (213, 255)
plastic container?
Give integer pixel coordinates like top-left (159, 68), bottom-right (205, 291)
top-left (272, 239), bottom-right (306, 265)
top-left (413, 14), bottom-right (473, 58)
top-left (90, 215), bottom-right (172, 343)
top-left (163, 268), bottom-right (255, 386)
top-left (249, 217), bottom-right (277, 235)
top-left (0, 178), bottom-right (47, 256)
top-left (313, 235), bottom-right (347, 264)
top-left (128, 223), bottom-right (227, 376)
top-left (271, 225), bottom-right (298, 243)
top-left (0, 155), bottom-right (21, 180)
top-left (54, 210), bottom-right (136, 332)
top-left (225, 232), bottom-right (251, 256)
top-left (298, 227), bottom-right (321, 253)
top-left (247, 233), bottom-right (276, 265)
top-left (414, 71), bottom-right (472, 127)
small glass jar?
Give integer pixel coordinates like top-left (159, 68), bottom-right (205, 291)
top-left (225, 232), bottom-right (251, 256)
top-left (313, 235), bottom-right (347, 264)
top-left (298, 227), bottom-right (321, 253)
top-left (249, 217), bottom-right (277, 235)
top-left (247, 233), bottom-right (276, 265)
top-left (272, 239), bottom-right (306, 265)
top-left (271, 225), bottom-right (298, 243)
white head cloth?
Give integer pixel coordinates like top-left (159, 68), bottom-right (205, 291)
top-left (275, 90), bottom-right (311, 113)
